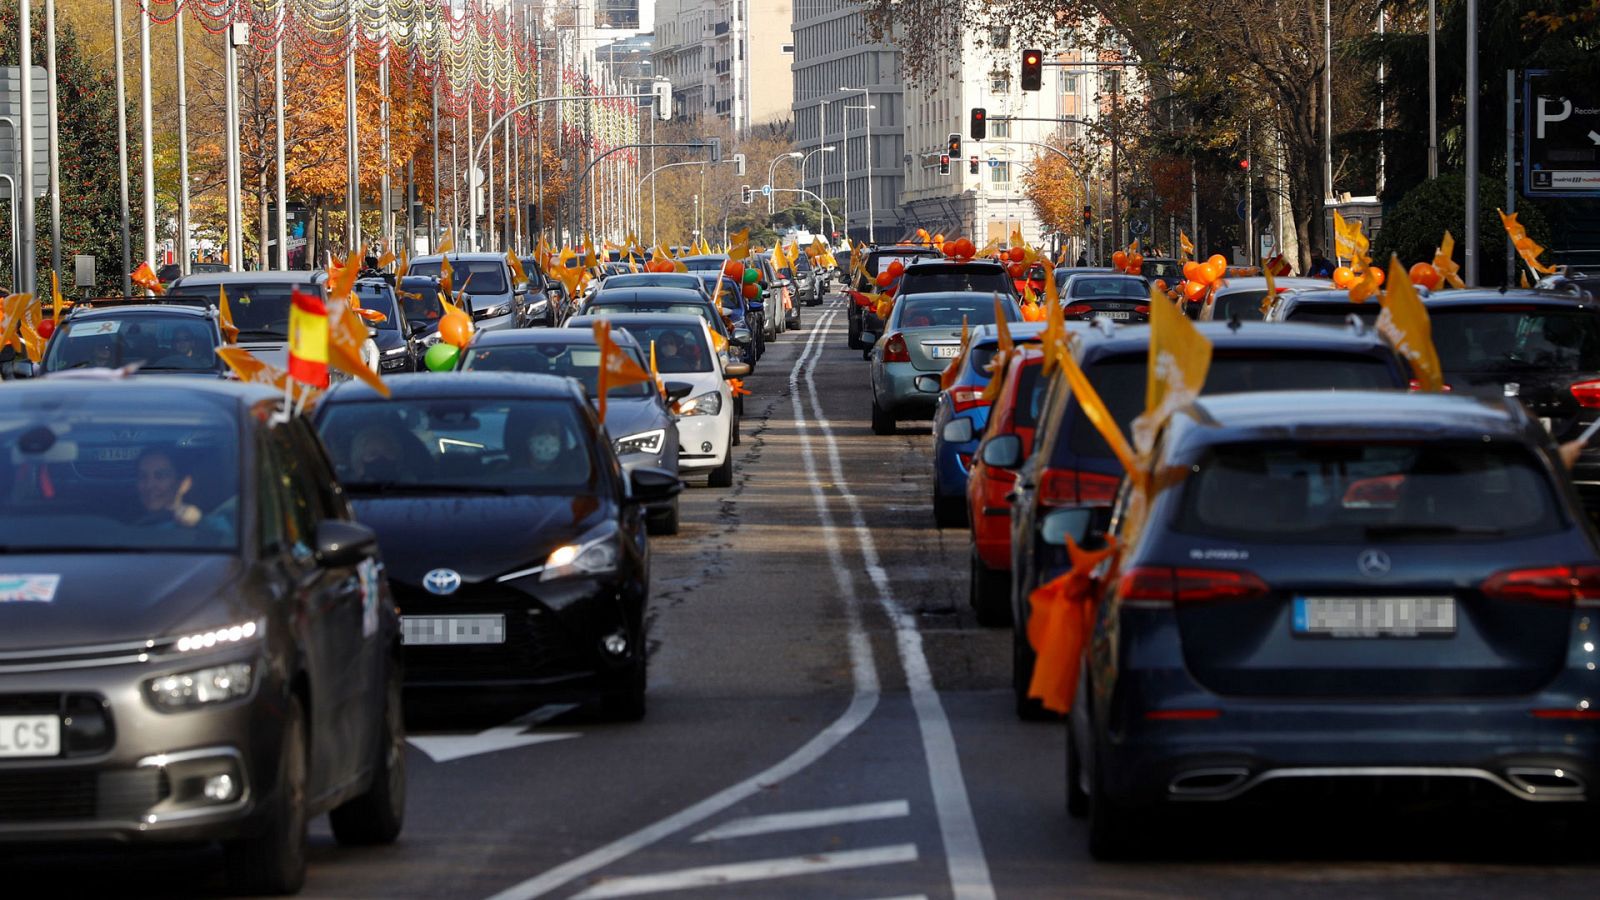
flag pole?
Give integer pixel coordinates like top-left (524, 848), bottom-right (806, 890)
top-left (346, 51), bottom-right (361, 254)
top-left (113, 0), bottom-right (133, 291)
top-left (274, 12), bottom-right (287, 270)
top-left (176, 8), bottom-right (192, 274)
top-left (44, 0), bottom-right (61, 284)
top-left (139, 0), bottom-right (156, 279)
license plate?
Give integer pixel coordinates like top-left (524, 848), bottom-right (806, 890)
top-left (1293, 596), bottom-right (1456, 638)
top-left (402, 615), bottom-right (506, 646)
top-left (929, 345), bottom-right (961, 359)
top-left (0, 715), bottom-right (61, 758)
top-left (1097, 311), bottom-right (1132, 320)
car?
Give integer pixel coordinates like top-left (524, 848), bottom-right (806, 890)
top-left (924, 321), bottom-right (1052, 527)
top-left (353, 278), bottom-right (430, 374)
top-left (1138, 256), bottom-right (1183, 284)
top-left (0, 377), bottom-right (402, 893)
top-left (314, 372), bottom-right (679, 720)
top-left (521, 256), bottom-right (570, 326)
top-left (866, 292), bottom-right (1023, 435)
top-left (1197, 276), bottom-right (1328, 322)
top-left (1002, 319), bottom-right (1417, 717)
top-left (756, 252), bottom-right (803, 331)
top-left (166, 271), bottom-right (332, 375)
top-left (157, 260), bottom-right (229, 285)
top-left (897, 259), bottom-right (1017, 299)
top-left (574, 287), bottom-right (753, 375)
top-left (456, 328), bottom-right (688, 534)
top-left (690, 270), bottom-right (766, 361)
top-left (793, 253), bottom-right (824, 306)
top-left (395, 274), bottom-right (450, 356)
top-left (405, 252), bottom-right (530, 331)
top-left (1263, 287), bottom-right (1386, 326)
top-left (1059, 273), bottom-right (1152, 322)
top-left (1069, 390), bottom-right (1600, 859)
top-left (1052, 266), bottom-right (1113, 293)
top-left (750, 254), bottom-right (793, 336)
top-left (37, 300), bottom-right (227, 377)
top-left (849, 244), bottom-right (944, 350)
top-left (568, 313), bottom-right (744, 487)
top-left (592, 272), bottom-right (712, 302)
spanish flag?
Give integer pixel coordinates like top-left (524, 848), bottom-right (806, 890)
top-left (288, 288), bottom-right (330, 388)
top-left (593, 320), bottom-right (654, 423)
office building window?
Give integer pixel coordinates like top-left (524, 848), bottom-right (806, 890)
top-left (991, 120), bottom-right (1010, 139)
top-left (1061, 73), bottom-right (1079, 93)
top-left (990, 162), bottom-right (1010, 184)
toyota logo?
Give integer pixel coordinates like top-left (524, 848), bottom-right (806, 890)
top-left (422, 568), bottom-right (462, 595)
top-left (1357, 549), bottom-right (1391, 578)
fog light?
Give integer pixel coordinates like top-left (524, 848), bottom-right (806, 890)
top-left (204, 773), bottom-right (236, 802)
top-left (603, 633), bottom-right (628, 655)
top-left (700, 441), bottom-right (712, 453)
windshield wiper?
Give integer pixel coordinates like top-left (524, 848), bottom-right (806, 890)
top-left (1364, 523), bottom-right (1504, 539)
top-left (237, 329), bottom-right (287, 340)
top-left (343, 482), bottom-right (509, 495)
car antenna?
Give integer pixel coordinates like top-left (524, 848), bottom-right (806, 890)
top-left (1227, 312), bottom-right (1243, 332)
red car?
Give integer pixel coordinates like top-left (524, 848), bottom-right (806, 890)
top-left (964, 347), bottom-right (1046, 626)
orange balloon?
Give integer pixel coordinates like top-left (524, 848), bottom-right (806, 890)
top-left (1206, 254), bottom-right (1227, 268)
top-left (1182, 260), bottom-right (1202, 281)
top-left (1181, 280), bottom-right (1206, 302)
top-left (1007, 246), bottom-right (1026, 263)
top-left (440, 311), bottom-right (473, 348)
top-left (1111, 251), bottom-right (1128, 270)
top-left (876, 271), bottom-right (895, 287)
top-left (1202, 260), bottom-right (1226, 283)
top-left (1153, 279), bottom-right (1168, 292)
top-left (887, 260), bottom-right (906, 277)
top-left (742, 282), bottom-right (759, 299)
top-left (722, 261), bottom-right (745, 280)
top-left (1408, 262), bottom-right (1441, 290)
top-left (1332, 266), bottom-right (1355, 288)
top-left (933, 233), bottom-right (946, 244)
top-left (1369, 267), bottom-right (1386, 287)
top-left (1007, 262), bottom-right (1024, 279)
top-left (1128, 253), bottom-right (1144, 273)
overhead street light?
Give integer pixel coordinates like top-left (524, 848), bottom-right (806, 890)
top-left (767, 151), bottom-right (803, 213)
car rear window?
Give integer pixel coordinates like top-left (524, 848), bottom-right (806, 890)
top-left (1211, 290), bottom-right (1271, 321)
top-left (870, 251), bottom-right (938, 274)
top-left (1068, 277), bottom-right (1147, 300)
top-left (1175, 441), bottom-right (1563, 542)
top-left (44, 313), bottom-right (220, 373)
top-left (899, 266), bottom-right (1012, 295)
top-left (969, 342), bottom-right (1041, 377)
top-left (1429, 306), bottom-right (1600, 374)
top-left (1013, 364), bottom-right (1046, 428)
top-left (896, 296), bottom-right (1004, 328)
top-left (1284, 302), bottom-right (1381, 326)
top-left (1063, 353), bottom-right (1402, 458)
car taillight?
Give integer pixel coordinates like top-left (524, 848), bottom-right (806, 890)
top-left (1481, 565), bottom-right (1600, 604)
top-left (1408, 379), bottom-right (1453, 392)
top-left (951, 385), bottom-right (985, 412)
top-left (1134, 304), bottom-right (1150, 315)
top-left (884, 333), bottom-right (910, 362)
top-left (1571, 379), bottom-right (1600, 408)
top-left (958, 453), bottom-right (972, 469)
top-left (1038, 468), bottom-right (1120, 507)
top-left (1063, 303), bottom-right (1093, 318)
top-left (1116, 566), bottom-right (1269, 604)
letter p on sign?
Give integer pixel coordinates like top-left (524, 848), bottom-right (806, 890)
top-left (1538, 96), bottom-right (1573, 139)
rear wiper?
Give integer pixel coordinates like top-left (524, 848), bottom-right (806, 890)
top-left (237, 329), bottom-right (287, 340)
top-left (1364, 523), bottom-right (1504, 539)
top-left (344, 482), bottom-right (509, 496)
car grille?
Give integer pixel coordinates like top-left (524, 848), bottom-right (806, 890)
top-left (0, 769), bottom-right (166, 823)
top-left (0, 693), bottom-right (115, 756)
top-left (393, 583), bottom-right (591, 684)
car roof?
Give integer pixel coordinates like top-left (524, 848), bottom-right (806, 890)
top-left (467, 328), bottom-right (640, 350)
top-left (566, 313), bottom-right (707, 330)
top-left (897, 290), bottom-right (1019, 304)
top-left (679, 254), bottom-right (729, 262)
top-left (168, 271), bottom-right (322, 288)
top-left (68, 303), bottom-right (214, 320)
top-left (870, 244), bottom-right (941, 254)
top-left (1421, 288), bottom-right (1600, 311)
top-left (588, 288), bottom-right (709, 303)
top-left (324, 371), bottom-right (582, 403)
top-left (1078, 320), bottom-right (1396, 357)
top-left (1214, 276), bottom-right (1328, 293)
top-left (1174, 390), bottom-right (1531, 448)
top-left (408, 253), bottom-right (509, 263)
top-left (968, 322), bottom-right (1051, 344)
top-left (1065, 272), bottom-right (1145, 281)
top-left (904, 258), bottom-right (1005, 270)
top-left (2, 374), bottom-right (280, 407)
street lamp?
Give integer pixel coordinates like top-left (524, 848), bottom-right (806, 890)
top-left (767, 151), bottom-right (803, 214)
top-left (840, 87), bottom-right (875, 242)
top-left (802, 146), bottom-right (835, 234)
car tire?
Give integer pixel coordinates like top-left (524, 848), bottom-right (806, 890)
top-left (848, 314), bottom-right (865, 350)
top-left (599, 655), bottom-right (647, 721)
top-left (329, 666), bottom-right (406, 846)
top-left (1012, 628), bottom-right (1055, 721)
top-left (870, 397), bottom-right (896, 436)
top-left (1065, 716), bottom-right (1089, 819)
top-left (934, 491), bottom-right (966, 528)
top-left (708, 452), bottom-right (734, 488)
top-left (1088, 739), bottom-right (1138, 861)
top-left (970, 549), bottom-right (1013, 627)
top-left (647, 497), bottom-right (680, 536)
top-left (224, 694), bottom-right (308, 896)
top-left (732, 412), bottom-right (742, 446)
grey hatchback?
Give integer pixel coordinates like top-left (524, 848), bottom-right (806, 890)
top-left (0, 378), bottom-right (402, 894)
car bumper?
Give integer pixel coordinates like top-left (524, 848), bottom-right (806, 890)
top-left (675, 411), bottom-right (731, 471)
top-left (874, 363), bottom-right (940, 416)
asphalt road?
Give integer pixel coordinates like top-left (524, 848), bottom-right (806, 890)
top-left (10, 294), bottom-right (1600, 898)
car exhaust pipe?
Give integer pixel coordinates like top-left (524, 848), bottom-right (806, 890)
top-left (1168, 767), bottom-right (1251, 798)
top-left (1504, 767), bottom-right (1586, 798)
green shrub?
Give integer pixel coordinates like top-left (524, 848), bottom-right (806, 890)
top-left (1373, 173), bottom-right (1551, 287)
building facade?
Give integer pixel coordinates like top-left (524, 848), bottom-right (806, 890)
top-left (653, 0), bottom-right (796, 132)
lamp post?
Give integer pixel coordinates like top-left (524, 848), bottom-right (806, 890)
top-left (802, 145), bottom-right (835, 233)
top-left (766, 151), bottom-right (802, 214)
top-left (840, 86), bottom-right (875, 242)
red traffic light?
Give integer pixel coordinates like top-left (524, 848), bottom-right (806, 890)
top-left (974, 110), bottom-right (985, 121)
top-left (1239, 159), bottom-right (1251, 170)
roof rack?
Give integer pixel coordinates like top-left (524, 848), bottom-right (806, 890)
top-left (64, 296), bottom-right (217, 317)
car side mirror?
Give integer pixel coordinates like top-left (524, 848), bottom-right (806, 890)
top-left (315, 519), bottom-right (379, 568)
top-left (664, 380), bottom-right (694, 402)
top-left (732, 326), bottom-right (752, 344)
top-left (980, 433), bottom-right (1022, 469)
top-left (627, 466), bottom-right (683, 504)
top-left (514, 281), bottom-right (529, 295)
top-left (404, 320), bottom-right (423, 338)
top-left (941, 417), bottom-right (974, 443)
top-left (747, 300), bottom-right (765, 312)
top-left (1040, 505), bottom-right (1114, 550)
top-left (725, 361), bottom-right (751, 378)
top-left (913, 374), bottom-right (941, 394)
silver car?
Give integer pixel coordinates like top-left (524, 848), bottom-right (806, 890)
top-left (406, 252), bottom-right (532, 331)
top-left (866, 291), bottom-right (1022, 435)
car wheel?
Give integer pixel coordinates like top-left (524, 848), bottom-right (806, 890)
top-left (647, 497), bottom-right (680, 536)
top-left (225, 694), bottom-right (308, 895)
top-left (1012, 627), bottom-right (1054, 720)
top-left (708, 452), bottom-right (734, 488)
top-left (870, 397), bottom-right (896, 435)
top-left (1087, 738), bottom-right (1139, 861)
top-left (1065, 712), bottom-right (1089, 818)
top-left (848, 314), bottom-right (864, 350)
top-left (970, 548), bottom-right (1013, 627)
top-left (599, 655), bottom-right (647, 721)
top-left (934, 491), bottom-right (966, 528)
top-left (329, 666), bottom-right (406, 846)
top-left (732, 411), bottom-right (742, 446)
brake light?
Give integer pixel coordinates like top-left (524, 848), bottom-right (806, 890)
top-left (1144, 709), bottom-right (1221, 721)
top-left (1063, 303), bottom-right (1093, 317)
top-left (1408, 379), bottom-right (1452, 392)
top-left (1116, 566), bottom-right (1269, 604)
top-left (1038, 468), bottom-right (1120, 507)
top-left (884, 333), bottom-right (910, 362)
top-left (951, 385), bottom-right (985, 412)
top-left (1531, 708), bottom-right (1600, 720)
top-left (1134, 305), bottom-right (1150, 315)
top-left (1571, 379), bottom-right (1600, 408)
top-left (958, 453), bottom-right (972, 469)
top-left (1481, 565), bottom-right (1600, 604)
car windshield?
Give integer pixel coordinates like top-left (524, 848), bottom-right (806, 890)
top-left (1177, 441), bottom-right (1561, 542)
top-left (0, 391), bottom-right (240, 550)
top-left (167, 282), bottom-right (316, 340)
top-left (1068, 277), bottom-right (1148, 300)
top-left (900, 266), bottom-right (1013, 295)
top-left (459, 341), bottom-right (655, 398)
top-left (590, 303), bottom-right (716, 327)
top-left (1429, 307), bottom-right (1600, 373)
top-left (395, 282), bottom-right (446, 325)
top-left (44, 313), bottom-right (220, 373)
top-left (608, 322), bottom-right (713, 373)
top-left (1211, 289), bottom-right (1273, 321)
top-left (353, 286), bottom-right (400, 331)
top-left (1143, 259), bottom-right (1183, 281)
top-left (1067, 353), bottom-right (1401, 456)
top-left (319, 399), bottom-right (596, 493)
top-left (681, 257), bottom-right (727, 271)
top-left (407, 260), bottom-right (509, 295)
top-left (894, 296), bottom-right (1007, 328)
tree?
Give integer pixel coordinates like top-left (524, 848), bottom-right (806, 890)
top-left (1021, 141), bottom-right (1089, 237)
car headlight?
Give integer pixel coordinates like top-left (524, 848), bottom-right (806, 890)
top-left (477, 302), bottom-right (513, 318)
top-left (173, 619), bottom-right (262, 653)
top-left (420, 331), bottom-right (442, 347)
top-left (614, 428), bottom-right (666, 456)
top-left (541, 534), bottom-right (619, 581)
top-left (381, 345), bottom-right (409, 357)
top-left (145, 663), bottom-right (254, 711)
top-left (678, 390), bottom-right (722, 417)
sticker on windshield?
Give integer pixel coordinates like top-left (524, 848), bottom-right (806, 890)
top-left (358, 559), bottom-right (381, 637)
top-left (0, 574), bottom-right (61, 603)
top-left (72, 321), bottom-right (120, 337)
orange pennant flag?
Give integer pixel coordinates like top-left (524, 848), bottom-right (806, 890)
top-left (131, 262), bottom-right (164, 295)
top-left (1028, 535), bottom-right (1119, 713)
top-left (1377, 255), bottom-right (1444, 392)
top-left (981, 296), bottom-right (1015, 402)
top-left (217, 345), bottom-right (297, 394)
top-left (939, 316), bottom-right (971, 391)
top-left (593, 320), bottom-right (654, 423)
top-left (328, 298), bottom-right (391, 397)
top-left (218, 286), bottom-right (240, 343)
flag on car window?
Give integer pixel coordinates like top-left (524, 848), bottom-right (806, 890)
top-left (593, 321), bottom-right (654, 423)
top-left (288, 288), bottom-right (330, 388)
top-left (218, 286), bottom-right (240, 343)
top-left (1134, 287), bottom-right (1212, 454)
top-left (1377, 255), bottom-right (1444, 392)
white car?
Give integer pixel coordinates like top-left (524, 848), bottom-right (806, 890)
top-left (566, 313), bottom-right (745, 487)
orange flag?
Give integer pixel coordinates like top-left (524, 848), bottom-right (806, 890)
top-left (593, 320), bottom-right (654, 423)
top-left (1059, 337), bottom-right (1138, 477)
top-left (131, 261), bottom-right (164, 295)
top-left (1133, 287), bottom-right (1212, 454)
top-left (1377, 255), bottom-right (1444, 392)
top-left (507, 250), bottom-right (529, 287)
top-left (1028, 535), bottom-right (1119, 713)
top-left (981, 296), bottom-right (1015, 402)
top-left (329, 298), bottom-right (391, 397)
top-left (218, 286), bottom-right (240, 343)
top-left (217, 346), bottom-right (296, 394)
top-left (1039, 263), bottom-right (1069, 374)
top-left (1433, 232), bottom-right (1465, 290)
top-left (939, 316), bottom-right (971, 390)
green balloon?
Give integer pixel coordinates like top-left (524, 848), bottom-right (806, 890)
top-left (425, 342), bottom-right (460, 372)
top-left (741, 269), bottom-right (759, 285)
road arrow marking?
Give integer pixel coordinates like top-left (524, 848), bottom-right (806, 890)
top-left (408, 704), bottom-right (580, 763)
top-left (1589, 130), bottom-right (1600, 145)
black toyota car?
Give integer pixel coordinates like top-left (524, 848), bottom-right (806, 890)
top-left (1071, 391), bottom-right (1600, 859)
top-left (314, 373), bottom-right (680, 719)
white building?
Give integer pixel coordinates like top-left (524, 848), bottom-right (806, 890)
top-left (790, 0), bottom-right (904, 241)
top-left (653, 0), bottom-right (796, 133)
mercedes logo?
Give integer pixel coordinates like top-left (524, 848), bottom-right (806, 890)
top-left (422, 568), bottom-right (462, 596)
top-left (1357, 549), bottom-right (1391, 578)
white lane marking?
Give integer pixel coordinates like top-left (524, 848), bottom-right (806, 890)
top-left (484, 306), bottom-right (882, 900)
top-left (690, 800), bottom-right (910, 843)
top-left (567, 844), bottom-right (920, 900)
top-left (799, 307), bottom-right (998, 899)
top-left (409, 704), bottom-right (581, 763)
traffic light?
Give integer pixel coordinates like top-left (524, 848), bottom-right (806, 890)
top-left (939, 154), bottom-right (950, 175)
top-left (1238, 158), bottom-right (1251, 171)
top-left (947, 132), bottom-right (961, 158)
top-left (970, 107), bottom-right (987, 141)
top-left (740, 185), bottom-right (752, 204)
top-left (969, 155), bottom-right (979, 175)
top-left (734, 153), bottom-right (747, 176)
top-left (1021, 49), bottom-right (1043, 91)
top-left (1082, 204), bottom-right (1092, 227)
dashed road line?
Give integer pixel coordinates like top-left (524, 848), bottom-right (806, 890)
top-left (691, 800), bottom-right (911, 843)
top-left (567, 844), bottom-right (921, 900)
